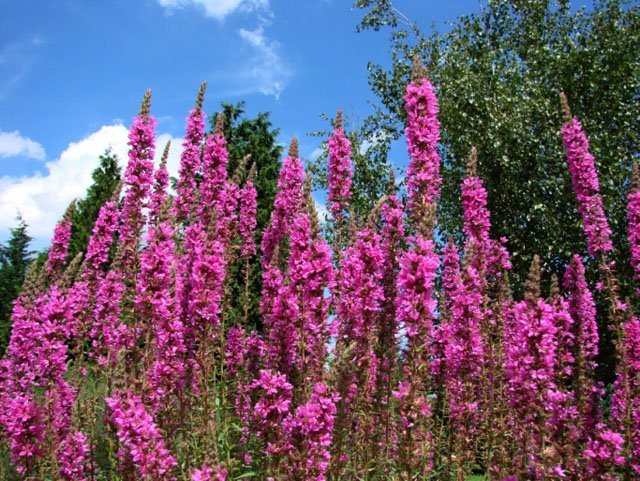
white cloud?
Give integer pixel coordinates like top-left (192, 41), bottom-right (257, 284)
top-left (0, 130), bottom-right (46, 160)
top-left (238, 25), bottom-right (291, 98)
top-left (157, 0), bottom-right (268, 20)
top-left (0, 124), bottom-right (182, 242)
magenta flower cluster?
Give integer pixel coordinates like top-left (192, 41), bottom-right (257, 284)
top-left (562, 117), bottom-right (613, 256)
top-left (3, 77), bottom-right (640, 481)
top-left (105, 392), bottom-right (177, 480)
top-left (327, 124), bottom-right (352, 220)
top-left (404, 76), bottom-right (441, 214)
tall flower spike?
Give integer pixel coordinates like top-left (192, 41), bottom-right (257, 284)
top-left (461, 148), bottom-right (491, 267)
top-left (564, 254), bottom-right (600, 434)
top-left (105, 393), bottom-right (177, 481)
top-left (119, 89), bottom-right (158, 269)
top-left (174, 83), bottom-right (207, 222)
top-left (560, 93), bottom-right (613, 257)
top-left (46, 201), bottom-right (75, 279)
top-left (404, 59), bottom-right (441, 225)
top-left (394, 232), bottom-right (438, 474)
top-left (610, 314), bottom-right (640, 477)
top-left (627, 163), bottom-right (640, 288)
top-left (239, 163), bottom-right (258, 257)
top-left (198, 112), bottom-right (229, 229)
top-left (261, 138), bottom-right (306, 267)
top-left (328, 107), bottom-right (353, 223)
top-left (82, 182), bottom-right (122, 281)
top-left (149, 140), bottom-right (171, 226)
top-left (137, 216), bottom-right (186, 410)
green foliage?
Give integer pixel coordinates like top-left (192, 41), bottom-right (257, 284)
top-left (68, 149), bottom-right (122, 261)
top-left (354, 0), bottom-right (640, 296)
top-left (0, 215), bottom-right (34, 355)
top-left (211, 102), bottom-right (283, 330)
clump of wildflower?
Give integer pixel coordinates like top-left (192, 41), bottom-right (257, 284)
top-left (58, 430), bottom-right (94, 481)
top-left (192, 464), bottom-right (228, 481)
top-left (47, 203), bottom-right (74, 278)
top-left (404, 62), bottom-right (441, 221)
top-left (327, 108), bottom-right (352, 222)
top-left (239, 165), bottom-right (258, 257)
top-left (174, 82), bottom-right (207, 221)
top-left (282, 382), bottom-right (339, 481)
top-left (105, 392), bottom-right (177, 481)
top-left (119, 90), bottom-right (157, 258)
top-left (261, 139), bottom-right (305, 267)
top-left (561, 95), bottom-right (612, 256)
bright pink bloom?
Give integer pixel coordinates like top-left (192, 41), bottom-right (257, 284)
top-left (192, 464), bottom-right (228, 481)
top-left (611, 316), bottom-right (640, 475)
top-left (46, 218), bottom-right (72, 278)
top-left (239, 178), bottom-right (258, 257)
top-left (82, 199), bottom-right (119, 280)
top-left (336, 227), bottom-right (385, 400)
top-left (0, 392), bottom-right (45, 474)
top-left (174, 105), bottom-right (206, 221)
top-left (564, 255), bottom-right (599, 372)
top-left (404, 76), bottom-right (441, 214)
top-left (287, 212), bottom-right (334, 384)
top-left (186, 223), bottom-right (227, 333)
top-left (327, 125), bottom-right (352, 220)
top-left (261, 149), bottom-right (305, 267)
top-left (119, 110), bottom-right (157, 251)
top-left (377, 194), bottom-right (404, 408)
top-left (105, 392), bottom-right (177, 481)
top-left (282, 382), bottom-right (339, 481)
top-left (58, 430), bottom-right (94, 481)
top-left (627, 176), bottom-right (640, 285)
top-left (583, 425), bottom-right (626, 480)
top-left (91, 270), bottom-right (131, 365)
top-left (148, 150), bottom-right (170, 225)
top-left (251, 370), bottom-right (293, 456)
top-left (395, 233), bottom-right (438, 470)
top-left (137, 220), bottom-right (186, 409)
top-left (396, 234), bottom-right (438, 340)
top-left (461, 176), bottom-right (491, 247)
top-left (199, 131), bottom-right (229, 228)
top-left (261, 241), bottom-right (304, 378)
top-left (562, 117), bottom-right (613, 256)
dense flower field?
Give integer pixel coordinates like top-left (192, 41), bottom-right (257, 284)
top-left (1, 64), bottom-right (639, 481)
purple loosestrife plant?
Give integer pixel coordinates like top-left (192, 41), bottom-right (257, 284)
top-left (192, 464), bottom-right (228, 481)
top-left (238, 171), bottom-right (258, 258)
top-left (81, 195), bottom-right (120, 281)
top-left (46, 214), bottom-right (72, 279)
top-left (564, 255), bottom-right (601, 435)
top-left (404, 62), bottom-right (441, 224)
top-left (282, 382), bottom-right (339, 481)
top-left (561, 96), bottom-right (613, 257)
top-left (327, 108), bottom-right (353, 223)
top-left (58, 430), bottom-right (94, 481)
top-left (174, 83), bottom-right (207, 222)
top-left (611, 316), bottom-right (640, 477)
top-left (119, 91), bottom-right (157, 271)
top-left (137, 218), bottom-right (187, 411)
top-left (627, 164), bottom-right (640, 289)
top-left (199, 117), bottom-right (229, 230)
top-left (261, 139), bottom-right (305, 267)
top-left (394, 233), bottom-right (438, 475)
top-left (105, 392), bottom-right (177, 481)
top-left (287, 209), bottom-right (334, 388)
top-left (148, 141), bottom-right (171, 227)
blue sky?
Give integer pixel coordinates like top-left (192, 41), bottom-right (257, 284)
top-left (0, 0), bottom-right (590, 246)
